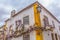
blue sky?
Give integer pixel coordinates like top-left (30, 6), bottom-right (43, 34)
top-left (0, 0), bottom-right (60, 26)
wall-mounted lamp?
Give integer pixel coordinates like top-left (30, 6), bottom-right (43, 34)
top-left (37, 5), bottom-right (41, 12)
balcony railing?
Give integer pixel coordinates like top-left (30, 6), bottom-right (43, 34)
top-left (44, 25), bottom-right (55, 31)
top-left (8, 24), bottom-right (55, 38)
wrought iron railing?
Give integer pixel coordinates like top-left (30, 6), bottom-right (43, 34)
top-left (8, 24), bottom-right (55, 38)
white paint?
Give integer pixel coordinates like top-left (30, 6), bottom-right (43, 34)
top-left (6, 2), bottom-right (60, 40)
top-left (6, 6), bottom-right (35, 40)
top-left (11, 35), bottom-right (23, 40)
top-left (30, 31), bottom-right (36, 40)
top-left (40, 6), bottom-right (60, 40)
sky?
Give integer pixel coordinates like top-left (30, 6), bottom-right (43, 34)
top-left (0, 0), bottom-right (60, 26)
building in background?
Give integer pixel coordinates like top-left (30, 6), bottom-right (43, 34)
top-left (0, 26), bottom-right (4, 40)
top-left (3, 24), bottom-right (7, 40)
top-left (0, 25), bottom-right (6, 40)
top-left (1, 1), bottom-right (60, 40)
top-left (0, 24), bottom-right (7, 40)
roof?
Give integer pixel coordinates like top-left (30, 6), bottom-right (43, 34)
top-left (5, 1), bottom-right (60, 23)
top-left (5, 18), bottom-right (10, 22)
top-left (0, 25), bottom-right (5, 29)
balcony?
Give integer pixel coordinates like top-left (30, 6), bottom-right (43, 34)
top-left (44, 25), bottom-right (55, 31)
top-left (13, 25), bottom-right (55, 37)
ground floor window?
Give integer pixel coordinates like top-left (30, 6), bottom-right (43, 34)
top-left (23, 33), bottom-right (30, 40)
top-left (58, 35), bottom-right (60, 40)
top-left (51, 33), bottom-right (54, 40)
top-left (55, 34), bottom-right (58, 40)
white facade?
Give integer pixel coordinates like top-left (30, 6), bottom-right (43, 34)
top-left (40, 6), bottom-right (60, 40)
top-left (5, 1), bottom-right (60, 40)
top-left (11, 31), bottom-right (36, 40)
top-left (6, 6), bottom-right (36, 40)
top-left (6, 6), bottom-right (34, 31)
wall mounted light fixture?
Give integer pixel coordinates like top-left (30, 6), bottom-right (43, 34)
top-left (37, 5), bottom-right (41, 12)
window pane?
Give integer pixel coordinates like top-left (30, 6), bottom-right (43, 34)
top-left (52, 21), bottom-right (55, 28)
top-left (23, 16), bottom-right (29, 25)
top-left (43, 16), bottom-right (49, 27)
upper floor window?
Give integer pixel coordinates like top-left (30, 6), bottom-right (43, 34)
top-left (16, 20), bottom-right (22, 30)
top-left (9, 25), bottom-right (13, 34)
top-left (52, 21), bottom-right (55, 28)
top-left (16, 20), bottom-right (21, 27)
top-left (23, 16), bottom-right (29, 25)
top-left (9, 25), bottom-right (13, 31)
top-left (43, 16), bottom-right (49, 27)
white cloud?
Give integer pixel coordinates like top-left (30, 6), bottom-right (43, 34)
top-left (0, 4), bottom-right (16, 13)
top-left (0, 22), bottom-right (5, 27)
top-left (0, 3), bottom-right (16, 26)
top-left (58, 16), bottom-right (60, 20)
top-left (2, 15), bottom-right (10, 19)
top-left (38, 0), bottom-right (54, 7)
top-left (57, 4), bottom-right (60, 8)
top-left (0, 0), bottom-right (60, 26)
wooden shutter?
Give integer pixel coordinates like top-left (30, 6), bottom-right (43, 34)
top-left (23, 16), bottom-right (29, 25)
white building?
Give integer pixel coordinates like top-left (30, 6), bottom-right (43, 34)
top-left (5, 1), bottom-right (60, 40)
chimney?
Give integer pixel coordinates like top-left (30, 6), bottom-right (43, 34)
top-left (11, 10), bottom-right (16, 17)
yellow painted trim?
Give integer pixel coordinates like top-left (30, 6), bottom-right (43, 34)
top-left (33, 3), bottom-right (43, 40)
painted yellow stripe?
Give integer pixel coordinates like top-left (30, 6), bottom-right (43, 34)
top-left (33, 3), bottom-right (43, 40)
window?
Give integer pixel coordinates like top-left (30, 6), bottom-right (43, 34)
top-left (9, 25), bottom-right (13, 32)
top-left (23, 33), bottom-right (30, 40)
top-left (9, 25), bottom-right (14, 35)
top-left (23, 16), bottom-right (29, 25)
top-left (15, 20), bottom-right (22, 30)
top-left (52, 21), bottom-right (55, 28)
top-left (16, 20), bottom-right (21, 27)
top-left (43, 16), bottom-right (49, 27)
top-left (59, 26), bottom-right (60, 30)
top-left (55, 34), bottom-right (58, 40)
top-left (51, 33), bottom-right (54, 40)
